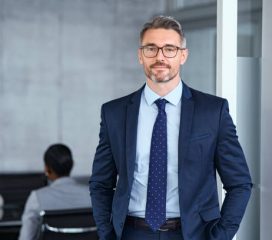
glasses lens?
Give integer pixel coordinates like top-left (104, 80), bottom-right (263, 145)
top-left (162, 46), bottom-right (178, 58)
top-left (142, 45), bottom-right (179, 58)
top-left (143, 46), bottom-right (158, 57)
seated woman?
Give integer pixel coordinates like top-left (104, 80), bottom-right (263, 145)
top-left (18, 143), bottom-right (91, 240)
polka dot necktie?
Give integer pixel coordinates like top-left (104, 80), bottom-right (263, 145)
top-left (145, 98), bottom-right (168, 232)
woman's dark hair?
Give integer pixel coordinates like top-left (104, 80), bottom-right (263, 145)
top-left (43, 143), bottom-right (73, 177)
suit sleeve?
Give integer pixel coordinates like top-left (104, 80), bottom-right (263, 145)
top-left (212, 99), bottom-right (252, 239)
top-left (18, 191), bottom-right (41, 240)
top-left (89, 104), bottom-right (117, 240)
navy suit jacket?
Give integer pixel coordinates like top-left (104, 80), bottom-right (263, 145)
top-left (90, 82), bottom-right (252, 240)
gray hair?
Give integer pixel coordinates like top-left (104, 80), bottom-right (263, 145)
top-left (140, 15), bottom-right (186, 48)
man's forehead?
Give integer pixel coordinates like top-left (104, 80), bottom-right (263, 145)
top-left (141, 28), bottom-right (182, 46)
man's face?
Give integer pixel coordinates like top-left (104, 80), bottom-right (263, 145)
top-left (138, 28), bottom-right (188, 84)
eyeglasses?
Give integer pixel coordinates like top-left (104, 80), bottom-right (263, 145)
top-left (140, 45), bottom-right (186, 58)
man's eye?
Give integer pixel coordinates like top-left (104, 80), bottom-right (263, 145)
top-left (146, 47), bottom-right (157, 52)
top-left (164, 47), bottom-right (176, 52)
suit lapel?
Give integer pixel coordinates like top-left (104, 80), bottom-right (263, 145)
top-left (178, 83), bottom-right (194, 174)
top-left (126, 86), bottom-right (144, 189)
top-left (125, 83), bottom-right (194, 190)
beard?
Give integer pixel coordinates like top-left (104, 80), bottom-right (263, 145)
top-left (145, 62), bottom-right (178, 83)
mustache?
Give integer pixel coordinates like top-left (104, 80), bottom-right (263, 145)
top-left (150, 62), bottom-right (171, 69)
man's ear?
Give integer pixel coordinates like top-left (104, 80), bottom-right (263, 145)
top-left (138, 48), bottom-right (143, 64)
top-left (180, 48), bottom-right (189, 65)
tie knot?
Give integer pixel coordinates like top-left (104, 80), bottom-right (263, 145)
top-left (155, 98), bottom-right (167, 111)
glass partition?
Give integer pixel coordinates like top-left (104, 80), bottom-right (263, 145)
top-left (236, 0), bottom-right (262, 239)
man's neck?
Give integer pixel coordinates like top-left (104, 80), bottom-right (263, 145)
top-left (146, 77), bottom-right (181, 97)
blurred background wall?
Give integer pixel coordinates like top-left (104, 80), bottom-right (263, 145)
top-left (0, 0), bottom-right (166, 174)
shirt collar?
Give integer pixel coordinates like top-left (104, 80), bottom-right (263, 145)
top-left (143, 80), bottom-right (183, 106)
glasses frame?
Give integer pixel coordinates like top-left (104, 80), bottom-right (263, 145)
top-left (140, 45), bottom-right (186, 58)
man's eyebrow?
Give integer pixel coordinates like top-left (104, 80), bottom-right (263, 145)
top-left (164, 44), bottom-right (178, 47)
top-left (143, 43), bottom-right (177, 47)
top-left (142, 43), bottom-right (157, 46)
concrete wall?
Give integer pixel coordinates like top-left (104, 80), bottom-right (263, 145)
top-left (0, 0), bottom-right (165, 175)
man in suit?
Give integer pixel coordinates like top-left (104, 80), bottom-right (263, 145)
top-left (90, 16), bottom-right (252, 240)
top-left (19, 144), bottom-right (91, 240)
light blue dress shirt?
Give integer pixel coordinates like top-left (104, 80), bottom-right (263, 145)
top-left (128, 81), bottom-right (182, 218)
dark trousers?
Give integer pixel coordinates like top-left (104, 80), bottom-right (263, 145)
top-left (121, 225), bottom-right (184, 240)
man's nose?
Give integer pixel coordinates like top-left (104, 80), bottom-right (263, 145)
top-left (156, 48), bottom-right (165, 61)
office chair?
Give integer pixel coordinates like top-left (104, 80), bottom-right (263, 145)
top-left (0, 172), bottom-right (47, 212)
top-left (0, 172), bottom-right (47, 239)
top-left (39, 208), bottom-right (98, 240)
